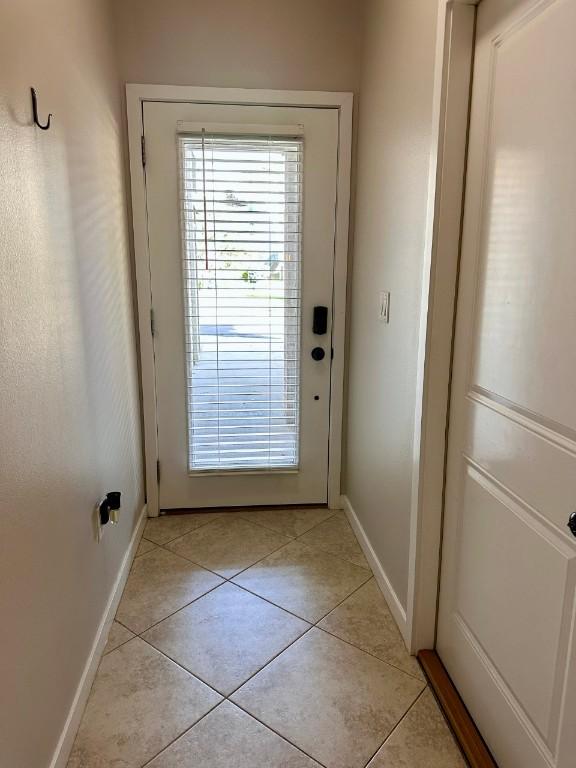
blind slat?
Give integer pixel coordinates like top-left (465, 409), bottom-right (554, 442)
top-left (179, 132), bottom-right (303, 472)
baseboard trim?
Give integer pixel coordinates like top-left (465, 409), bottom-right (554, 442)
top-left (341, 494), bottom-right (409, 645)
top-left (49, 504), bottom-right (148, 768)
top-left (418, 649), bottom-right (498, 768)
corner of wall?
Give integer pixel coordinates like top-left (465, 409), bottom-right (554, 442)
top-left (342, 495), bottom-right (410, 645)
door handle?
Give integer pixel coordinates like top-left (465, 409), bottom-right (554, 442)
top-left (313, 306), bottom-right (328, 335)
top-left (568, 512), bottom-right (576, 537)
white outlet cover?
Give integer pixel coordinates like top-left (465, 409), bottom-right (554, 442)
top-left (378, 291), bottom-right (390, 323)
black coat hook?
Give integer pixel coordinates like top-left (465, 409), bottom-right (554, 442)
top-left (31, 88), bottom-right (52, 130)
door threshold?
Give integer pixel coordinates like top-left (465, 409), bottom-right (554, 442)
top-left (417, 650), bottom-right (498, 768)
top-left (159, 503), bottom-right (330, 516)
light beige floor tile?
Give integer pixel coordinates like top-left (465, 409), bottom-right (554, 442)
top-left (298, 511), bottom-right (370, 568)
top-left (148, 700), bottom-right (320, 767)
top-left (143, 582), bottom-right (310, 694)
top-left (135, 537), bottom-right (157, 557)
top-left (233, 540), bottom-right (371, 622)
top-left (116, 547), bottom-right (223, 633)
top-left (67, 638), bottom-right (221, 768)
top-left (103, 620), bottom-right (134, 655)
top-left (165, 516), bottom-right (291, 578)
top-left (143, 512), bottom-right (225, 545)
top-left (240, 507), bottom-right (335, 537)
top-left (368, 689), bottom-right (466, 767)
top-left (232, 628), bottom-right (424, 768)
top-left (318, 579), bottom-right (423, 679)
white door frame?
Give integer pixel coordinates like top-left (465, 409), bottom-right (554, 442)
top-left (126, 85), bottom-right (353, 517)
top-left (406, 0), bottom-right (480, 651)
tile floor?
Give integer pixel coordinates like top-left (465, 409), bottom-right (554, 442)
top-left (68, 508), bottom-right (466, 768)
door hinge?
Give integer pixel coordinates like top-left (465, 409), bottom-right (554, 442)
top-left (150, 307), bottom-right (155, 337)
top-left (156, 459), bottom-right (160, 484)
top-left (141, 135), bottom-right (146, 167)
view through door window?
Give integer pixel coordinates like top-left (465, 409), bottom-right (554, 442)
top-left (178, 132), bottom-right (303, 472)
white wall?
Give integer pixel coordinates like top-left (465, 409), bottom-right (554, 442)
top-left (345, 0), bottom-right (438, 611)
top-left (0, 2), bottom-right (143, 766)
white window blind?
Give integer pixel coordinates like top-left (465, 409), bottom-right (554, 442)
top-left (178, 131), bottom-right (303, 472)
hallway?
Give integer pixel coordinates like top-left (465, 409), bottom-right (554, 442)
top-left (67, 509), bottom-right (464, 768)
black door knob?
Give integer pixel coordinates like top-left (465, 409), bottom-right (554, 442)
top-left (568, 512), bottom-right (576, 537)
top-left (311, 347), bottom-right (325, 361)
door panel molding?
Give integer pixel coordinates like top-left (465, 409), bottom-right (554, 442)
top-left (452, 462), bottom-right (576, 749)
top-left (126, 85), bottom-right (352, 515)
top-left (468, 388), bottom-right (576, 452)
top-left (451, 612), bottom-right (556, 764)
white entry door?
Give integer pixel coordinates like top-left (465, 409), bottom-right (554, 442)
top-left (437, 0), bottom-right (576, 766)
top-left (143, 101), bottom-right (338, 509)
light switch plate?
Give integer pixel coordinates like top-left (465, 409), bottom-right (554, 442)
top-left (378, 291), bottom-right (390, 324)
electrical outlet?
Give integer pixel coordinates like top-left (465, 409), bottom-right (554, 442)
top-left (94, 492), bottom-right (121, 542)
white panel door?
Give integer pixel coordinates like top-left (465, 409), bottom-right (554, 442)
top-left (144, 102), bottom-right (338, 508)
top-left (437, 0), bottom-right (576, 766)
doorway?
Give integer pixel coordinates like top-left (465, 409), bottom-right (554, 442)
top-left (127, 88), bottom-right (352, 514)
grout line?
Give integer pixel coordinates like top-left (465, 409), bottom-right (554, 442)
top-left (102, 635), bottom-right (134, 656)
top-left (234, 506), bottom-right (339, 538)
top-left (314, 624), bottom-right (426, 683)
top-left (361, 687), bottom-right (427, 768)
top-left (292, 510), bottom-right (374, 570)
top-left (157, 522), bottom-right (294, 579)
top-left (113, 616), bottom-right (139, 634)
top-left (228, 697), bottom-right (329, 768)
top-left (142, 510), bottom-right (229, 546)
top-left (149, 508), bottom-right (363, 590)
top-left (219, 535), bottom-right (295, 580)
top-left (139, 698), bottom-right (222, 767)
top-left (311, 570), bottom-right (373, 624)
top-left (127, 580), bottom-right (226, 636)
top-left (137, 637), bottom-right (228, 695)
top-left (313, 575), bottom-right (374, 624)
top-left (229, 581), bottom-right (317, 624)
top-left (134, 543), bottom-right (156, 557)
top-left (140, 622), bottom-right (313, 702)
top-left (225, 625), bottom-right (315, 698)
top-left (228, 532), bottom-right (371, 584)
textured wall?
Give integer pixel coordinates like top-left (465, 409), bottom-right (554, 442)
top-left (111, 0), bottom-right (364, 93)
top-left (0, 1), bottom-right (143, 766)
top-left (345, 0), bottom-right (438, 609)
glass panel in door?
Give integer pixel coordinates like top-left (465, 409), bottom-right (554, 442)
top-left (179, 134), bottom-right (303, 472)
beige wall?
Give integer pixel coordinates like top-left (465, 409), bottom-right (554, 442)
top-left (345, 0), bottom-right (438, 609)
top-left (0, 1), bottom-right (143, 766)
top-left (112, 0), bottom-right (364, 92)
